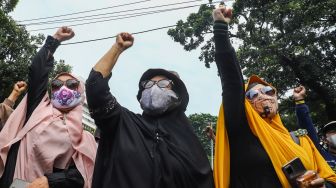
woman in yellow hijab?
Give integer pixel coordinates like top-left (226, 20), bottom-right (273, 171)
top-left (212, 7), bottom-right (336, 188)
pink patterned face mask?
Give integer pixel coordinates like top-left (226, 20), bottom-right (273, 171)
top-left (51, 86), bottom-right (82, 110)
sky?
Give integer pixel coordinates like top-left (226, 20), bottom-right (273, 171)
top-left (10, 0), bottom-right (234, 116)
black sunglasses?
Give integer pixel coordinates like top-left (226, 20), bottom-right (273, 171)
top-left (245, 86), bottom-right (276, 100)
top-left (141, 79), bottom-right (173, 89)
top-left (51, 79), bottom-right (80, 90)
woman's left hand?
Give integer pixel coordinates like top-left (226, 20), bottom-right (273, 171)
top-left (28, 176), bottom-right (49, 188)
top-left (309, 177), bottom-right (326, 188)
top-left (297, 170), bottom-right (326, 188)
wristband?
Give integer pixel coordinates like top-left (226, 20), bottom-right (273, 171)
top-left (295, 100), bottom-right (305, 105)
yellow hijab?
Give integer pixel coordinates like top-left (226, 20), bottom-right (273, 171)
top-left (214, 75), bottom-right (336, 188)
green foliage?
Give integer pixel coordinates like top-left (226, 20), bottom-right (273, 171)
top-left (168, 4), bottom-right (215, 68)
top-left (0, 2), bottom-right (72, 103)
top-left (49, 59), bottom-right (72, 79)
top-left (188, 113), bottom-right (217, 159)
top-left (168, 0), bottom-right (336, 126)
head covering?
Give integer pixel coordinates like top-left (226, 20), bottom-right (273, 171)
top-left (323, 121), bottom-right (336, 135)
top-left (0, 73), bottom-right (96, 188)
top-left (92, 68), bottom-right (214, 188)
top-left (137, 68), bottom-right (189, 112)
top-left (246, 75), bottom-right (276, 92)
top-left (214, 75), bottom-right (336, 188)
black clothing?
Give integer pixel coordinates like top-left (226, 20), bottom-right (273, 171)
top-left (214, 20), bottom-right (282, 187)
top-left (0, 36), bottom-right (84, 188)
top-left (86, 69), bottom-right (214, 188)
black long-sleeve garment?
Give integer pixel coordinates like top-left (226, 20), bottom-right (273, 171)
top-left (86, 69), bottom-right (214, 188)
top-left (0, 36), bottom-right (84, 188)
top-left (213, 20), bottom-right (282, 187)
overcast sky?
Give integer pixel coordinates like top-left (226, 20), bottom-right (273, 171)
top-left (10, 0), bottom-right (234, 116)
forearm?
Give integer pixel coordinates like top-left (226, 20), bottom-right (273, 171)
top-left (27, 36), bottom-right (58, 118)
top-left (7, 91), bottom-right (19, 104)
top-left (295, 103), bottom-right (320, 145)
top-left (86, 69), bottom-right (121, 132)
top-left (93, 44), bottom-right (123, 78)
top-left (213, 20), bottom-right (249, 135)
top-left (0, 99), bottom-right (14, 130)
top-left (214, 21), bottom-right (244, 94)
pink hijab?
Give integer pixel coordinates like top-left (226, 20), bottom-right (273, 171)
top-left (0, 73), bottom-right (96, 188)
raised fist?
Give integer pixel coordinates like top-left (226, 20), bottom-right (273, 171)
top-left (13, 81), bottom-right (27, 95)
top-left (53, 26), bottom-right (75, 42)
top-left (116, 32), bottom-right (134, 51)
top-left (204, 125), bottom-right (215, 141)
top-left (293, 86), bottom-right (306, 101)
top-left (213, 6), bottom-right (232, 23)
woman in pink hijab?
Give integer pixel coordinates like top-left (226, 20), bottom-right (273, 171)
top-left (0, 27), bottom-right (97, 188)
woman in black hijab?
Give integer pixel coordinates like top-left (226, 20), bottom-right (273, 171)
top-left (86, 32), bottom-right (214, 188)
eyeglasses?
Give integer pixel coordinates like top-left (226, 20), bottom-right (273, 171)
top-left (245, 86), bottom-right (276, 100)
top-left (51, 79), bottom-right (80, 90)
top-left (141, 79), bottom-right (173, 89)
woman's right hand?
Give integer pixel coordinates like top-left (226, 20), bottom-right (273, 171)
top-left (213, 6), bottom-right (232, 23)
top-left (115, 32), bottom-right (134, 51)
top-left (53, 26), bottom-right (75, 42)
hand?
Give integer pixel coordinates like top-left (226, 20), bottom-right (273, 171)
top-left (213, 6), bottom-right (232, 23)
top-left (8, 81), bottom-right (27, 103)
top-left (53, 26), bottom-right (75, 42)
top-left (204, 126), bottom-right (214, 138)
top-left (204, 125), bottom-right (215, 141)
top-left (27, 176), bottom-right (49, 188)
top-left (293, 86), bottom-right (306, 101)
top-left (13, 81), bottom-right (27, 96)
top-left (296, 170), bottom-right (325, 188)
top-left (115, 32), bottom-right (134, 51)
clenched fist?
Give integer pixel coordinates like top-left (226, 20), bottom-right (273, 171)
top-left (53, 26), bottom-right (75, 42)
top-left (293, 86), bottom-right (306, 101)
top-left (13, 81), bottom-right (27, 95)
top-left (213, 6), bottom-right (232, 23)
top-left (116, 32), bottom-right (134, 51)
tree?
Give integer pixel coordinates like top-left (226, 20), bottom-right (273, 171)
top-left (188, 113), bottom-right (217, 159)
top-left (168, 0), bottom-right (336, 126)
top-left (0, 0), bottom-right (72, 102)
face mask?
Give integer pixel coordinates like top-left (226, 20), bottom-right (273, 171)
top-left (140, 85), bottom-right (180, 115)
top-left (251, 92), bottom-right (278, 118)
top-left (327, 134), bottom-right (336, 149)
top-left (51, 86), bottom-right (82, 110)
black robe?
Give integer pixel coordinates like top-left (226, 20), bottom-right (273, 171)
top-left (86, 69), bottom-right (214, 188)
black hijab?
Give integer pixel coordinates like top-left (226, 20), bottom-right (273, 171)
top-left (92, 68), bottom-right (214, 188)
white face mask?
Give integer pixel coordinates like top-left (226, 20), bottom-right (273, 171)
top-left (327, 134), bottom-right (336, 149)
top-left (140, 85), bottom-right (180, 115)
top-left (51, 86), bottom-right (82, 110)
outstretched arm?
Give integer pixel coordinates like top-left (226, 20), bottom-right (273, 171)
top-left (293, 86), bottom-right (332, 158)
top-left (93, 32), bottom-right (134, 77)
top-left (213, 7), bottom-right (249, 136)
top-left (0, 81), bottom-right (27, 130)
top-left (86, 33), bottom-right (134, 133)
top-left (26, 27), bottom-right (75, 120)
